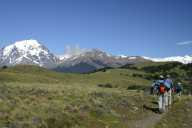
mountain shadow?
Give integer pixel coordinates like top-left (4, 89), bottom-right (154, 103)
top-left (53, 62), bottom-right (97, 73)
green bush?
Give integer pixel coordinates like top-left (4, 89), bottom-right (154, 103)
top-left (132, 73), bottom-right (143, 78)
top-left (97, 83), bottom-right (113, 88)
top-left (127, 85), bottom-right (145, 90)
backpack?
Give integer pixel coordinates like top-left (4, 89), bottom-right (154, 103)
top-left (164, 79), bottom-right (172, 90)
top-left (172, 87), bottom-right (176, 93)
top-left (176, 85), bottom-right (182, 93)
top-left (159, 84), bottom-right (166, 94)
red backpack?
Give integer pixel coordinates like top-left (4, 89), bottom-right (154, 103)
top-left (172, 87), bottom-right (176, 93)
top-left (159, 84), bottom-right (166, 94)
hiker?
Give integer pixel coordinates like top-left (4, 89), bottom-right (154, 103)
top-left (175, 82), bottom-right (183, 97)
top-left (156, 75), bottom-right (166, 113)
top-left (164, 75), bottom-right (173, 107)
top-left (151, 80), bottom-right (160, 96)
top-left (172, 82), bottom-right (183, 101)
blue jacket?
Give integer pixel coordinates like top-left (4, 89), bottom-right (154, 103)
top-left (155, 80), bottom-right (165, 86)
top-left (164, 78), bottom-right (173, 89)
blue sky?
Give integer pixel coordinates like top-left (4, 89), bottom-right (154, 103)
top-left (0, 0), bottom-right (191, 57)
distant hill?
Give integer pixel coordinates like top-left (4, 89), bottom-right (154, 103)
top-left (0, 64), bottom-right (150, 88)
top-left (2, 62), bottom-right (191, 93)
top-left (121, 61), bottom-right (192, 93)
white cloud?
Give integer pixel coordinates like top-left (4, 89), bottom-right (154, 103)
top-left (64, 45), bottom-right (86, 56)
top-left (177, 41), bottom-right (192, 45)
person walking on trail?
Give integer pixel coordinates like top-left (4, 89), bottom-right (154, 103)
top-left (164, 75), bottom-right (173, 108)
top-left (156, 75), bottom-right (167, 113)
top-left (151, 80), bottom-right (159, 96)
top-left (175, 82), bottom-right (183, 98)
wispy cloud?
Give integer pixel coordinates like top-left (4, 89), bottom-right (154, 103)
top-left (177, 41), bottom-right (192, 45)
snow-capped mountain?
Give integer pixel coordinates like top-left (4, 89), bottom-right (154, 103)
top-left (57, 45), bottom-right (86, 61)
top-left (54, 49), bottom-right (148, 73)
top-left (0, 39), bottom-right (58, 68)
top-left (1, 39), bottom-right (192, 73)
top-left (143, 55), bottom-right (192, 64)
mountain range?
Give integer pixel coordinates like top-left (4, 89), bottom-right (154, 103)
top-left (0, 39), bottom-right (191, 73)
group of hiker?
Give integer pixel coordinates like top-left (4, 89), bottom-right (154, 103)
top-left (151, 75), bottom-right (183, 113)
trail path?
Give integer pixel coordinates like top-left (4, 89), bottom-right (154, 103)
top-left (133, 113), bottom-right (163, 128)
top-left (126, 111), bottom-right (164, 128)
top-left (131, 95), bottom-right (186, 128)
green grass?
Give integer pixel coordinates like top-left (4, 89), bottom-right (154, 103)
top-left (0, 82), bottom-right (156, 128)
top-left (0, 65), bottom-right (154, 128)
top-left (154, 96), bottom-right (192, 128)
top-left (0, 65), bottom-right (151, 88)
top-left (0, 64), bottom-right (191, 128)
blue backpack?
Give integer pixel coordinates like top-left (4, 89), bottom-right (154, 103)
top-left (164, 79), bottom-right (173, 90)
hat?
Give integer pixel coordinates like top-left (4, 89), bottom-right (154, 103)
top-left (166, 74), bottom-right (170, 78)
top-left (159, 75), bottom-right (164, 79)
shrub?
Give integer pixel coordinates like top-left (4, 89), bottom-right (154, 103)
top-left (121, 64), bottom-right (138, 70)
top-left (97, 83), bottom-right (113, 88)
top-left (127, 85), bottom-right (145, 90)
top-left (142, 62), bottom-right (182, 73)
top-left (132, 73), bottom-right (143, 78)
top-left (2, 65), bottom-right (8, 69)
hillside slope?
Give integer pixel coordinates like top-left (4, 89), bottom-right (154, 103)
top-left (0, 64), bottom-right (191, 128)
top-left (0, 65), bottom-right (150, 88)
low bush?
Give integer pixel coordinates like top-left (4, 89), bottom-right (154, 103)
top-left (127, 85), bottom-right (145, 90)
top-left (2, 65), bottom-right (8, 69)
top-left (132, 73), bottom-right (143, 78)
top-left (97, 83), bottom-right (113, 88)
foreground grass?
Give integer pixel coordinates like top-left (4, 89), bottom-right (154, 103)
top-left (0, 65), bottom-right (191, 128)
top-left (154, 96), bottom-right (192, 128)
top-left (0, 82), bottom-right (157, 128)
top-left (0, 65), bottom-right (153, 128)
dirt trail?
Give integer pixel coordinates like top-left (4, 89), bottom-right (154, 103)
top-left (127, 98), bottom-right (165, 128)
top-left (127, 93), bottom-right (187, 128)
top-left (133, 113), bottom-right (163, 128)
top-left (126, 111), bottom-right (164, 128)
top-left (130, 96), bottom-right (186, 128)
